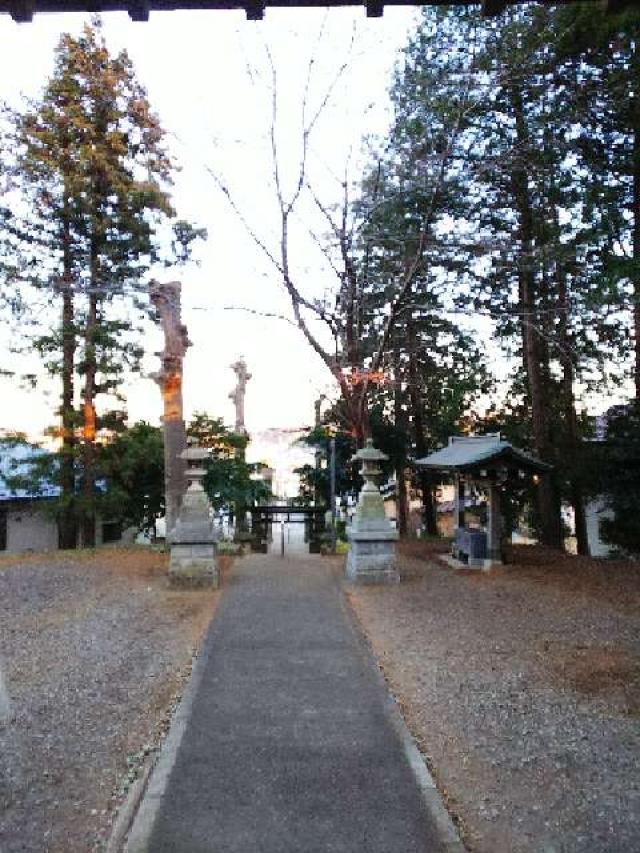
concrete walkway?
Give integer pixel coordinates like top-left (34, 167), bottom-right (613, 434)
top-left (125, 553), bottom-right (457, 853)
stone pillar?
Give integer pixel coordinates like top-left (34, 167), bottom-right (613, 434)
top-left (487, 484), bottom-right (502, 562)
top-left (346, 440), bottom-right (399, 584)
top-left (229, 357), bottom-right (251, 540)
top-left (229, 356), bottom-right (251, 435)
top-left (150, 281), bottom-right (190, 538)
top-left (169, 446), bottom-right (219, 588)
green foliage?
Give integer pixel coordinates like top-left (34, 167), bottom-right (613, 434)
top-left (186, 413), bottom-right (271, 513)
top-left (0, 18), bottom-right (204, 544)
top-left (99, 422), bottom-right (164, 533)
top-left (347, 5), bottom-right (492, 493)
top-left (587, 404), bottom-right (640, 556)
top-left (188, 413), bottom-right (247, 454)
top-left (358, 3), bottom-right (640, 547)
top-left (294, 425), bottom-right (358, 507)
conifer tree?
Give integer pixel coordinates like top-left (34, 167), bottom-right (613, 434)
top-left (2, 18), bottom-right (203, 546)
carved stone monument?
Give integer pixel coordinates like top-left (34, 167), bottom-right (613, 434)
top-left (346, 439), bottom-right (399, 584)
top-left (150, 281), bottom-right (190, 538)
top-left (229, 356), bottom-right (251, 434)
top-left (229, 357), bottom-right (251, 539)
top-left (169, 445), bottom-right (219, 588)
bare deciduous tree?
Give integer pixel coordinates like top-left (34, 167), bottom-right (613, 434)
top-left (208, 25), bottom-right (477, 445)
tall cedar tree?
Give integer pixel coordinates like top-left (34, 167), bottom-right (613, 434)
top-left (361, 5), bottom-right (636, 548)
top-left (4, 19), bottom-right (201, 546)
top-left (469, 6), bottom-right (637, 550)
top-left (357, 7), bottom-right (490, 533)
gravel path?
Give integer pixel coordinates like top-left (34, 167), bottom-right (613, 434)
top-left (0, 548), bottom-right (220, 853)
top-left (348, 544), bottom-right (640, 853)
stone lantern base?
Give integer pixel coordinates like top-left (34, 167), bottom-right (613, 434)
top-left (169, 540), bottom-right (219, 588)
top-left (168, 477), bottom-right (219, 589)
top-left (346, 529), bottom-right (400, 584)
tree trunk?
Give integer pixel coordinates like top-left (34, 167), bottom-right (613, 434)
top-left (58, 189), bottom-right (77, 549)
top-left (393, 344), bottom-right (408, 537)
top-left (633, 119), bottom-right (640, 399)
top-left (510, 81), bottom-right (563, 550)
top-left (556, 263), bottom-right (589, 555)
top-left (345, 387), bottom-right (369, 448)
top-left (151, 282), bottom-right (189, 537)
top-left (407, 322), bottom-right (437, 536)
top-left (81, 279), bottom-right (98, 548)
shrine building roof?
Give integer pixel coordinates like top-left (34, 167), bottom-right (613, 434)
top-left (415, 433), bottom-right (552, 474)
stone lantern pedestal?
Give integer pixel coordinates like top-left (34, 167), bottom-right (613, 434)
top-left (346, 439), bottom-right (399, 584)
top-left (169, 446), bottom-right (219, 589)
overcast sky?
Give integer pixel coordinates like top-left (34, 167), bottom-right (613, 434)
top-left (0, 6), bottom-right (419, 442)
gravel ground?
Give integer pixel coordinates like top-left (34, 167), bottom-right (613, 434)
top-left (347, 542), bottom-right (640, 853)
top-left (0, 547), bottom-right (221, 853)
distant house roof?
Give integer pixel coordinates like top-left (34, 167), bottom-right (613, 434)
top-left (0, 441), bottom-right (59, 501)
top-left (415, 434), bottom-right (551, 474)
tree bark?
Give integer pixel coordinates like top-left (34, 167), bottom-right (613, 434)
top-left (509, 81), bottom-right (563, 550)
top-left (633, 116), bottom-right (640, 399)
top-left (81, 286), bottom-right (98, 548)
top-left (58, 185), bottom-right (77, 549)
top-left (556, 261), bottom-right (589, 555)
top-left (408, 321), bottom-right (437, 536)
top-left (393, 344), bottom-right (408, 537)
top-left (150, 281), bottom-right (189, 537)
top-left (341, 384), bottom-right (370, 448)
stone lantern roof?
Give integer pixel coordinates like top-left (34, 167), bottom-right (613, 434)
top-left (351, 439), bottom-right (388, 464)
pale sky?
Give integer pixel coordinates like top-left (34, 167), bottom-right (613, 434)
top-left (0, 6), bottom-right (419, 443)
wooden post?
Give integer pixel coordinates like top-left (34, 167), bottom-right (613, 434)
top-left (487, 484), bottom-right (502, 562)
top-left (455, 475), bottom-right (465, 530)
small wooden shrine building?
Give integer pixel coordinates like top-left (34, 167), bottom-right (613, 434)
top-left (415, 433), bottom-right (551, 568)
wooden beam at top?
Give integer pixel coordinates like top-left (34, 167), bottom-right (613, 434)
top-left (364, 0), bottom-right (384, 17)
top-left (0, 0), bottom-right (633, 22)
top-left (10, 0), bottom-right (33, 20)
top-left (245, 0), bottom-right (264, 19)
top-left (127, 0), bottom-right (149, 19)
top-left (481, 0), bottom-right (508, 16)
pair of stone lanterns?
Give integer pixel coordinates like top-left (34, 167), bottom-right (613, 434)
top-left (166, 438), bottom-right (398, 587)
top-left (168, 445), bottom-right (219, 588)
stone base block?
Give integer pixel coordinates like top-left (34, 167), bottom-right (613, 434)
top-left (442, 554), bottom-right (501, 573)
top-left (346, 538), bottom-right (399, 584)
top-left (169, 543), bottom-right (219, 588)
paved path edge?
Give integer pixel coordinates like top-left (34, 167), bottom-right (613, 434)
top-left (112, 562), bottom-right (466, 853)
top-left (339, 578), bottom-right (467, 853)
top-left (116, 604), bottom-right (221, 853)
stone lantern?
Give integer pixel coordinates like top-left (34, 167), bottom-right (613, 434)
top-left (168, 445), bottom-right (219, 588)
top-left (346, 439), bottom-right (399, 584)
